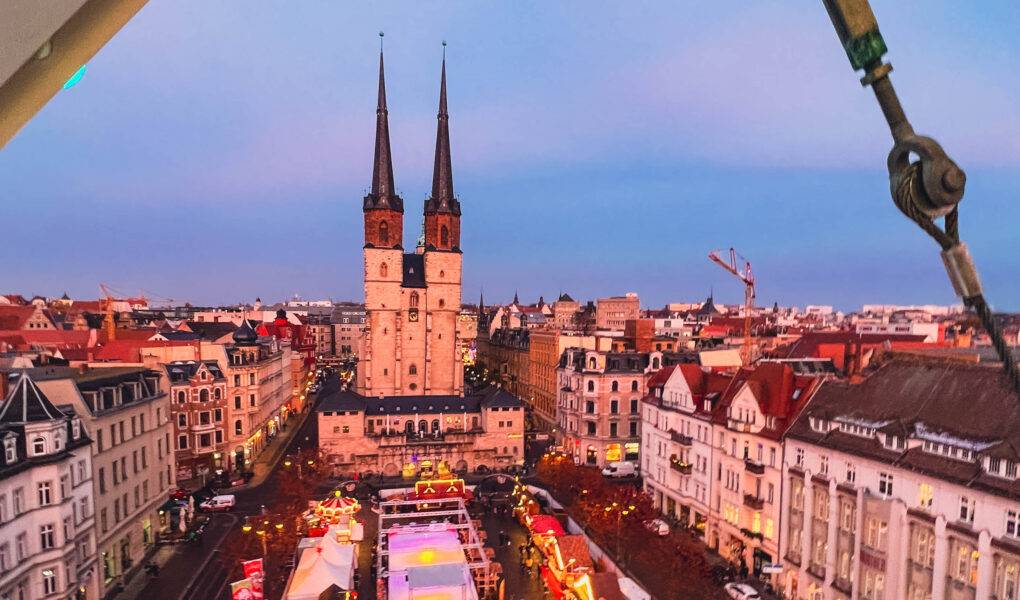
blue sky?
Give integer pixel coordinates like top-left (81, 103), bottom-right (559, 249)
top-left (2, 1), bottom-right (1018, 310)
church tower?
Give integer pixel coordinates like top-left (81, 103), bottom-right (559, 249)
top-left (358, 44), bottom-right (404, 396)
top-left (423, 48), bottom-right (463, 396)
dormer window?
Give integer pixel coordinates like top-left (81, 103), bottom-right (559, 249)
top-left (3, 438), bottom-right (15, 463)
top-left (32, 437), bottom-right (46, 455)
top-left (883, 435), bottom-right (905, 450)
top-left (72, 420), bottom-right (81, 440)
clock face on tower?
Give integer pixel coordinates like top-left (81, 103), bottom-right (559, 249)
top-left (408, 308), bottom-right (419, 322)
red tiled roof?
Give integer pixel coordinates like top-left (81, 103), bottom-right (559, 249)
top-left (0, 306), bottom-right (37, 330)
top-left (0, 329), bottom-right (92, 348)
top-left (713, 362), bottom-right (822, 439)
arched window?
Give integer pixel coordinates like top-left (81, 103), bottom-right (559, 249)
top-left (431, 419), bottom-right (440, 433)
top-left (409, 364), bottom-right (417, 376)
top-left (588, 357), bottom-right (597, 369)
top-left (631, 381), bottom-right (639, 392)
top-left (587, 380), bottom-right (595, 392)
top-left (379, 221), bottom-right (389, 245)
top-left (611, 381), bottom-right (619, 392)
top-left (405, 421), bottom-right (415, 434)
top-left (380, 262), bottom-right (388, 278)
top-left (32, 437), bottom-right (46, 455)
top-left (234, 420), bottom-right (243, 435)
top-left (199, 389), bottom-right (209, 402)
top-left (652, 357), bottom-right (660, 369)
top-left (440, 225), bottom-right (449, 247)
top-left (418, 420), bottom-right (428, 433)
top-left (410, 292), bottom-right (419, 308)
top-left (177, 391), bottom-right (186, 404)
top-left (214, 388), bottom-right (222, 400)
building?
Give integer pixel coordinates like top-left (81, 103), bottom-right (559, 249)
top-left (482, 327), bottom-right (530, 401)
top-left (330, 303), bottom-right (366, 358)
top-left (304, 314), bottom-right (334, 358)
top-left (354, 48), bottom-right (462, 399)
top-left (781, 357), bottom-right (1020, 600)
top-left (28, 366), bottom-right (174, 598)
top-left (709, 363), bottom-right (823, 581)
top-left (595, 294), bottom-right (640, 331)
top-left (319, 45), bottom-right (524, 476)
top-left (318, 382), bottom-right (524, 477)
top-left (162, 360), bottom-right (228, 481)
top-left (550, 293), bottom-right (580, 330)
top-left (641, 364), bottom-right (731, 542)
top-left (526, 330), bottom-right (595, 429)
top-left (557, 348), bottom-right (664, 467)
top-left (0, 373), bottom-right (97, 600)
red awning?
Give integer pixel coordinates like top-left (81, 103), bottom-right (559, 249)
top-left (529, 515), bottom-right (565, 537)
top-left (541, 566), bottom-right (565, 600)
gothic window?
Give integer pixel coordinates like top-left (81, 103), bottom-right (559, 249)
top-left (379, 221), bottom-right (389, 245)
top-left (409, 364), bottom-right (417, 375)
top-left (380, 262), bottom-right (388, 278)
top-left (410, 292), bottom-right (419, 308)
top-left (440, 225), bottom-right (449, 247)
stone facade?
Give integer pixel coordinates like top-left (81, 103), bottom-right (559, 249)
top-left (595, 294), bottom-right (640, 331)
top-left (162, 360), bottom-right (229, 481)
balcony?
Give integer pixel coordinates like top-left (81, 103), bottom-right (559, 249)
top-left (669, 457), bottom-right (692, 475)
top-left (191, 421), bottom-right (216, 432)
top-left (668, 430), bottom-right (693, 446)
top-left (744, 459), bottom-right (765, 475)
top-left (743, 494), bottom-right (765, 510)
top-left (376, 431), bottom-right (479, 448)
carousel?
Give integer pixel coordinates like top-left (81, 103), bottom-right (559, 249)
top-left (302, 492), bottom-right (362, 539)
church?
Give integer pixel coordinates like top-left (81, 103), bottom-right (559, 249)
top-left (318, 45), bottom-right (524, 478)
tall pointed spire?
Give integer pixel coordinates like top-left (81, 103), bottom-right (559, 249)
top-left (366, 32), bottom-right (402, 212)
top-left (478, 289), bottom-right (485, 316)
top-left (426, 42), bottom-right (459, 216)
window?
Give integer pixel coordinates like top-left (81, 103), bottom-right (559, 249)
top-left (585, 401), bottom-right (595, 414)
top-left (233, 375), bottom-right (241, 386)
top-left (37, 481), bottom-right (52, 506)
top-left (178, 414), bottom-right (187, 427)
top-left (840, 501), bottom-right (855, 532)
top-left (42, 568), bottom-right (57, 595)
top-left (0, 543), bottom-right (8, 571)
top-left (249, 394), bottom-right (256, 407)
top-left (586, 422), bottom-right (596, 436)
top-left (1007, 510), bottom-right (1020, 538)
top-left (410, 292), bottom-right (419, 308)
top-left (98, 468), bottom-right (106, 494)
top-left (629, 421), bottom-right (638, 437)
top-left (249, 373), bottom-right (255, 385)
top-left (610, 400), bottom-right (618, 414)
top-left (846, 462), bottom-right (856, 484)
top-left (40, 523), bottom-right (55, 549)
top-left (32, 437), bottom-right (45, 455)
top-left (177, 390), bottom-right (186, 404)
top-left (15, 533), bottom-right (26, 560)
top-left (609, 423), bottom-right (618, 438)
top-left (178, 435), bottom-right (188, 449)
top-left (12, 488), bottom-right (23, 515)
top-left (611, 381), bottom-right (619, 392)
top-left (630, 399), bottom-right (638, 414)
top-left (440, 224), bottom-right (449, 246)
top-left (586, 380), bottom-right (594, 392)
top-left (379, 221), bottom-right (390, 244)
top-left (820, 455), bottom-right (829, 475)
top-left (879, 472), bottom-right (893, 496)
top-left (409, 364), bottom-right (417, 376)
top-left (199, 389), bottom-right (209, 402)
top-left (795, 448), bottom-right (804, 467)
top-left (235, 420), bottom-right (243, 436)
top-left (864, 517), bottom-right (888, 549)
top-left (918, 482), bottom-right (934, 508)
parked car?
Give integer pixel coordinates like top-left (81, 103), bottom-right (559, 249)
top-left (723, 583), bottom-right (761, 599)
top-left (644, 518), bottom-right (669, 536)
top-left (601, 461), bottom-right (638, 478)
top-left (199, 495), bottom-right (236, 512)
top-left (168, 488), bottom-right (190, 501)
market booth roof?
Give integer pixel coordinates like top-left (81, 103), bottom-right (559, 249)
top-left (285, 526), bottom-right (356, 600)
top-left (528, 515), bottom-right (565, 537)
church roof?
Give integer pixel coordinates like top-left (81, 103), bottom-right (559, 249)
top-left (0, 372), bottom-right (65, 423)
top-left (401, 254), bottom-right (427, 288)
top-left (424, 50), bottom-right (461, 217)
top-left (363, 44), bottom-right (403, 213)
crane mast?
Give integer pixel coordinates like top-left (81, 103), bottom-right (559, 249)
top-left (707, 248), bottom-right (756, 365)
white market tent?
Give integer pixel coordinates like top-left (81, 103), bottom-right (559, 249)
top-left (617, 577), bottom-right (651, 600)
top-left (284, 527), bottom-right (357, 600)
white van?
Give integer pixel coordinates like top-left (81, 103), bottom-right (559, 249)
top-left (601, 461), bottom-right (637, 478)
top-left (199, 495), bottom-right (236, 511)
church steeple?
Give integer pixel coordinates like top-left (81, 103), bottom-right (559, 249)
top-left (363, 33), bottom-right (403, 249)
top-left (424, 42), bottom-right (461, 252)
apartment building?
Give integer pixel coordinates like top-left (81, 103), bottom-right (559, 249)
top-left (526, 330), bottom-right (595, 429)
top-left (642, 364), bottom-right (730, 540)
top-left (0, 373), bottom-right (97, 600)
top-left (781, 358), bottom-right (1020, 600)
top-left (31, 366), bottom-right (173, 598)
top-left (162, 360), bottom-right (228, 481)
top-left (595, 294), bottom-right (640, 331)
top-left (557, 348), bottom-right (664, 467)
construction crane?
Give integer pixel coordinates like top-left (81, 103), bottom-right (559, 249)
top-left (708, 248), bottom-right (756, 365)
top-left (99, 283), bottom-right (119, 341)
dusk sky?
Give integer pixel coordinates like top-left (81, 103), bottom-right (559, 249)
top-left (2, 1), bottom-right (1018, 310)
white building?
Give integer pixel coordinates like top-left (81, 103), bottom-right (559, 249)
top-left (0, 373), bottom-right (98, 600)
top-left (854, 321), bottom-right (941, 343)
top-left (781, 358), bottom-right (1020, 600)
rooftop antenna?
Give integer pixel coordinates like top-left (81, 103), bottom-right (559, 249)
top-left (379, 30), bottom-right (384, 51)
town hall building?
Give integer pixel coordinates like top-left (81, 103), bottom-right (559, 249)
top-left (318, 46), bottom-right (523, 478)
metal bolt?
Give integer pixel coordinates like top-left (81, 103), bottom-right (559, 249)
top-left (942, 167), bottom-right (965, 193)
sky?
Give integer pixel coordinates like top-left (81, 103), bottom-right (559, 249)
top-left (2, 1), bottom-right (1019, 311)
